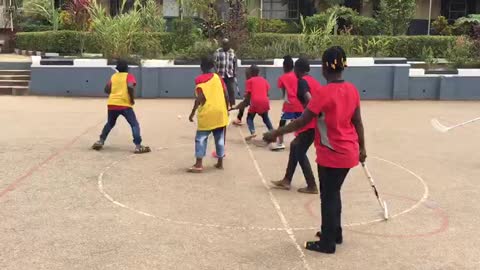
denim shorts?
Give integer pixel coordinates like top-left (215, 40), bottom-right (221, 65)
top-left (281, 112), bottom-right (303, 120)
top-left (195, 127), bottom-right (226, 158)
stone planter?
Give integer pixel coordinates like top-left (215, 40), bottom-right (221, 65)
top-left (425, 68), bottom-right (459, 75)
top-left (374, 58), bottom-right (407, 64)
top-left (241, 59), bottom-right (274, 66)
top-left (173, 59), bottom-right (201, 65)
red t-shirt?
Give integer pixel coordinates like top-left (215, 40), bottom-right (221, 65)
top-left (296, 75), bottom-right (321, 135)
top-left (246, 76), bottom-right (270, 114)
top-left (277, 72), bottom-right (303, 113)
top-left (108, 73), bottom-right (137, 110)
top-left (307, 81), bottom-right (360, 168)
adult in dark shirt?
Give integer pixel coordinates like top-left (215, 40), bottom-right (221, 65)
top-left (271, 58), bottom-right (319, 194)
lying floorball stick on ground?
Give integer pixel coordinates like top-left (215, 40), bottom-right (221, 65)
top-left (431, 117), bottom-right (480, 133)
top-left (361, 162), bottom-right (389, 220)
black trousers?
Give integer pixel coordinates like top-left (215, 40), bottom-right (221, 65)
top-left (318, 166), bottom-right (350, 245)
top-left (223, 76), bottom-right (245, 121)
top-left (284, 128), bottom-right (316, 187)
top-left (223, 77), bottom-right (236, 107)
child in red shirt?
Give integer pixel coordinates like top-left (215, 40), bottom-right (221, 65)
top-left (273, 55), bottom-right (304, 150)
top-left (232, 65), bottom-right (273, 140)
top-left (263, 46), bottom-right (367, 254)
top-left (271, 58), bottom-right (320, 194)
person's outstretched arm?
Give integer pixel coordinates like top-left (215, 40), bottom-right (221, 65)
top-left (352, 107), bottom-right (367, 162)
top-left (263, 109), bottom-right (315, 142)
top-left (231, 93), bottom-right (251, 111)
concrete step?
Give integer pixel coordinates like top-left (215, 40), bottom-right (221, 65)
top-left (0, 75), bottom-right (30, 80)
top-left (0, 86), bottom-right (29, 96)
top-left (0, 70), bottom-right (30, 76)
top-left (0, 80), bottom-right (29, 87)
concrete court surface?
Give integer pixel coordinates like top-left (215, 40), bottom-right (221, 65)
top-left (0, 96), bottom-right (479, 270)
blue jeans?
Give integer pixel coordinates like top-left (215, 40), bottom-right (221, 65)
top-left (246, 112), bottom-right (274, 135)
top-left (100, 108), bottom-right (142, 145)
top-left (195, 127), bottom-right (226, 158)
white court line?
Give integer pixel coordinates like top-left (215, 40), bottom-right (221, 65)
top-left (238, 128), bottom-right (312, 270)
top-left (98, 149), bottom-right (429, 233)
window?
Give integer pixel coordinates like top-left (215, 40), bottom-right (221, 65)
top-left (448, 0), bottom-right (467, 19)
top-left (262, 0), bottom-right (299, 20)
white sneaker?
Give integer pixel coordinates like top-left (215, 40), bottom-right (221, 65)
top-left (270, 143), bottom-right (286, 151)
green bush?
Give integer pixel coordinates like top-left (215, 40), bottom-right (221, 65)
top-left (382, 35), bottom-right (456, 58)
top-left (15, 30), bottom-right (177, 56)
top-left (245, 33), bottom-right (456, 59)
top-left (247, 17), bottom-right (299, 33)
top-left (304, 13), bottom-right (330, 32)
top-left (378, 0), bottom-right (416, 35)
top-left (15, 31), bottom-right (458, 60)
top-left (261, 19), bottom-right (299, 33)
top-left (247, 16), bottom-right (261, 33)
top-left (431, 16), bottom-right (452, 35)
top-left (351, 16), bottom-right (380, 35)
top-left (446, 36), bottom-right (475, 68)
top-left (16, 31), bottom-right (86, 53)
top-left (325, 5), bottom-right (358, 24)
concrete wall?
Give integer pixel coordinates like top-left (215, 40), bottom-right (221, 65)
top-left (30, 66), bottom-right (141, 97)
top-left (28, 58), bottom-right (480, 100)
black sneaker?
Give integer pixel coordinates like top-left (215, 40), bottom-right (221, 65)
top-left (315, 231), bottom-right (343, 244)
top-left (304, 240), bottom-right (336, 254)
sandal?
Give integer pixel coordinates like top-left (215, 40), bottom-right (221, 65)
top-left (187, 166), bottom-right (203, 173)
top-left (134, 145), bottom-right (151, 154)
top-left (245, 134), bottom-right (257, 141)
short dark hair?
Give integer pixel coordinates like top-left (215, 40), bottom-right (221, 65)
top-left (116, 59), bottom-right (129, 73)
top-left (294, 57), bottom-right (310, 74)
top-left (249, 64), bottom-right (260, 76)
top-left (322, 46), bottom-right (347, 74)
top-left (283, 55), bottom-right (294, 72)
top-left (200, 55), bottom-right (215, 72)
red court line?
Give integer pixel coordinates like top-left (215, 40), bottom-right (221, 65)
top-left (0, 122), bottom-right (101, 200)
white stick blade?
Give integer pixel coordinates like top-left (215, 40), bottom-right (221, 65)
top-left (431, 118), bottom-right (449, 133)
top-left (383, 201), bottom-right (389, 220)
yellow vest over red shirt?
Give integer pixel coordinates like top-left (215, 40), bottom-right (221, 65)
top-left (195, 73), bottom-right (229, 131)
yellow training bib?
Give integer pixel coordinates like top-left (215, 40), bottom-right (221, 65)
top-left (196, 74), bottom-right (229, 131)
top-left (107, 72), bottom-right (132, 107)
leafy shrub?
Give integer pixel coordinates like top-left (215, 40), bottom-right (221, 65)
top-left (247, 17), bottom-right (299, 33)
top-left (378, 0), bottom-right (416, 35)
top-left (139, 0), bottom-right (166, 32)
top-left (383, 35), bottom-right (456, 59)
top-left (16, 31), bottom-right (86, 53)
top-left (420, 46), bottom-right (438, 68)
top-left (261, 19), bottom-right (299, 33)
top-left (15, 31), bottom-right (459, 60)
top-left (325, 5), bottom-right (357, 25)
top-left (304, 13), bottom-right (330, 33)
top-left (15, 30), bottom-right (176, 56)
top-left (245, 33), bottom-right (456, 59)
top-left (431, 16), bottom-right (452, 35)
top-left (23, 0), bottom-right (61, 30)
top-left (175, 40), bottom-right (218, 60)
top-left (351, 16), bottom-right (380, 35)
top-left (247, 16), bottom-right (260, 33)
top-left (446, 36), bottom-right (474, 68)
top-left (453, 14), bottom-right (480, 35)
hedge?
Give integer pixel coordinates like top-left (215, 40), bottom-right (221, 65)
top-left (15, 30), bottom-right (457, 59)
top-left (246, 33), bottom-right (457, 59)
top-left (15, 31), bottom-right (178, 55)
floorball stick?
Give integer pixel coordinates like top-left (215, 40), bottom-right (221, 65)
top-left (431, 117), bottom-right (480, 133)
top-left (361, 162), bottom-right (389, 220)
